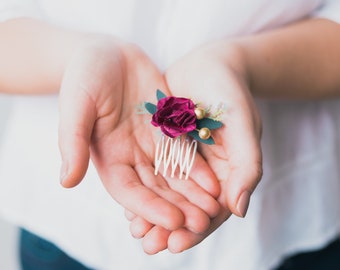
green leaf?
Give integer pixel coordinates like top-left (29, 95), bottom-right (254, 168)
top-left (188, 131), bottom-right (215, 145)
top-left (144, 102), bottom-right (157, 114)
top-left (197, 118), bottom-right (223, 130)
top-left (156, 89), bottom-right (167, 101)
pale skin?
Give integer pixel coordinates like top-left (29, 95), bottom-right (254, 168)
top-left (125, 18), bottom-right (340, 253)
top-left (1, 17), bottom-right (340, 255)
top-left (127, 19), bottom-right (340, 253)
top-left (1, 18), bottom-right (224, 235)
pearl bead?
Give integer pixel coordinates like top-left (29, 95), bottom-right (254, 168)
top-left (194, 107), bottom-right (205, 120)
top-left (199, 127), bottom-right (211, 140)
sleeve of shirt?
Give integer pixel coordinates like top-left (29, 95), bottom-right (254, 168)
top-left (313, 0), bottom-right (340, 23)
top-left (0, 0), bottom-right (42, 22)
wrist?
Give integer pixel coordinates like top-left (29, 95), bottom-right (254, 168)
top-left (195, 40), bottom-right (251, 89)
top-left (191, 39), bottom-right (262, 133)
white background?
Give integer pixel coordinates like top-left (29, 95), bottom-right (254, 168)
top-left (0, 218), bottom-right (19, 270)
top-left (0, 95), bottom-right (20, 270)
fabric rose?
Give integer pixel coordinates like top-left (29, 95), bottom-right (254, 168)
top-left (151, 96), bottom-right (197, 138)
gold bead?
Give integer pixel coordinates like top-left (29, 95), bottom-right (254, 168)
top-left (198, 127), bottom-right (211, 140)
top-left (195, 107), bottom-right (206, 120)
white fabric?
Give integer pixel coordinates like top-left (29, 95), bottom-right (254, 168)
top-left (0, 1), bottom-right (340, 269)
top-left (0, 0), bottom-right (41, 21)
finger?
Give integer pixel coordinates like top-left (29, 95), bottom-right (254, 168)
top-left (129, 216), bottom-right (154, 239)
top-left (99, 164), bottom-right (185, 231)
top-left (142, 226), bottom-right (171, 255)
top-left (165, 177), bottom-right (220, 218)
top-left (185, 153), bottom-right (221, 198)
top-left (151, 185), bottom-right (211, 234)
top-left (219, 107), bottom-right (263, 217)
top-left (135, 164), bottom-right (211, 234)
top-left (221, 159), bottom-right (262, 218)
top-left (168, 208), bottom-right (231, 253)
top-left (124, 209), bottom-right (137, 221)
top-left (58, 65), bottom-right (97, 188)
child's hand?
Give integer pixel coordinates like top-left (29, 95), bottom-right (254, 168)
top-left (167, 42), bottom-right (263, 218)
top-left (127, 42), bottom-right (263, 253)
top-left (58, 38), bottom-right (221, 238)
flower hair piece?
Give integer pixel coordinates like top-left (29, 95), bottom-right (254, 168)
top-left (143, 89), bottom-right (223, 179)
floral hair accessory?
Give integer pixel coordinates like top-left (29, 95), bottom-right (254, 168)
top-left (151, 96), bottom-right (197, 138)
top-left (141, 89), bottom-right (223, 179)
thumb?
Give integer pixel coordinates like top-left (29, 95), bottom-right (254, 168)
top-left (220, 157), bottom-right (262, 218)
top-left (219, 109), bottom-right (263, 217)
top-left (58, 65), bottom-right (97, 188)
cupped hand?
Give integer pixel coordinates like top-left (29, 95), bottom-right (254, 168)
top-left (128, 41), bottom-right (263, 253)
top-left (58, 37), bottom-right (221, 235)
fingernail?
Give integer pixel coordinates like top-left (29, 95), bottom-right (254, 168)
top-left (237, 190), bottom-right (251, 217)
top-left (59, 161), bottom-right (68, 185)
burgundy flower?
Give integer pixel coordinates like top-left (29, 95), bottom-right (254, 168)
top-left (151, 96), bottom-right (196, 138)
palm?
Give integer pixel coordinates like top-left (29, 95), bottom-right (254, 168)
top-left (131, 46), bottom-right (263, 253)
top-left (59, 40), bottom-right (221, 241)
top-left (168, 48), bottom-right (263, 251)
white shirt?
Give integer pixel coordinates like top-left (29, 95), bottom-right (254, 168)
top-left (0, 1), bottom-right (340, 269)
